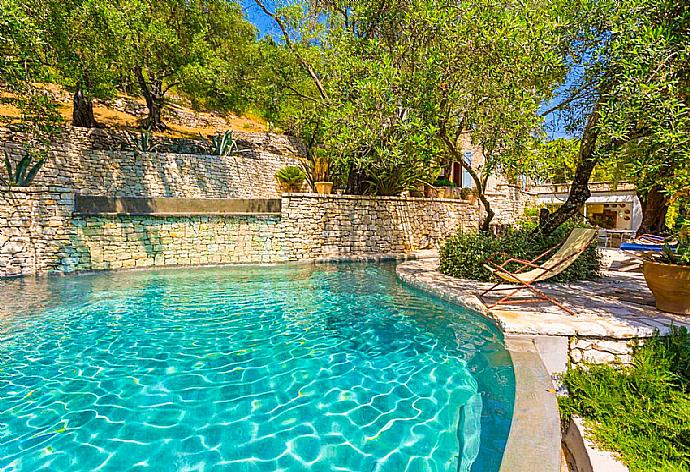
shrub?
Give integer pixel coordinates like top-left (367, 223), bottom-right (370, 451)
top-left (559, 327), bottom-right (690, 472)
top-left (439, 218), bottom-right (601, 282)
top-left (275, 165), bottom-right (306, 190)
top-left (434, 177), bottom-right (457, 187)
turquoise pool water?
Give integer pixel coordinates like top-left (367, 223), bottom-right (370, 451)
top-left (0, 263), bottom-right (514, 471)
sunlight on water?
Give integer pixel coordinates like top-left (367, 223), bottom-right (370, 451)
top-left (0, 263), bottom-right (514, 471)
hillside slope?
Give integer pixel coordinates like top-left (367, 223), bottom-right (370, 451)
top-left (0, 83), bottom-right (267, 138)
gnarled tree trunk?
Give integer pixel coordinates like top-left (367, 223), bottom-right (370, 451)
top-left (345, 165), bottom-right (369, 195)
top-left (133, 66), bottom-right (166, 131)
top-left (637, 185), bottom-right (668, 235)
top-left (536, 102), bottom-right (602, 236)
top-left (72, 90), bottom-right (98, 128)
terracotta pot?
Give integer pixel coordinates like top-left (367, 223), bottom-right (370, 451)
top-left (424, 186), bottom-right (439, 198)
top-left (643, 260), bottom-right (690, 315)
top-left (314, 181), bottom-right (334, 194)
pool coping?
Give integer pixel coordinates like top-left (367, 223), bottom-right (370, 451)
top-left (0, 250), bottom-right (438, 280)
top-left (395, 262), bottom-right (562, 472)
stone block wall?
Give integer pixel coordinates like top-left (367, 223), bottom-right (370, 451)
top-left (0, 128), bottom-right (303, 199)
top-left (70, 215), bottom-right (286, 270)
top-left (280, 194), bottom-right (477, 260)
top-left (0, 187), bottom-right (75, 276)
top-left (484, 185), bottom-right (536, 227)
top-left (1, 192), bottom-right (476, 276)
top-left (569, 337), bottom-right (637, 365)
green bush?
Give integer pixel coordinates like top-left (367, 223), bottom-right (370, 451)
top-left (275, 165), bottom-right (306, 189)
top-left (439, 218), bottom-right (601, 282)
top-left (559, 327), bottom-right (690, 472)
top-left (434, 177), bottom-right (457, 187)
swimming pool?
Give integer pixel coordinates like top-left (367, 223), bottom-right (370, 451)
top-left (0, 263), bottom-right (514, 471)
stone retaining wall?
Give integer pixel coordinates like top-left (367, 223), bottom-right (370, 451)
top-left (485, 185), bottom-right (536, 227)
top-left (569, 337), bottom-right (637, 365)
top-left (1, 128), bottom-right (302, 199)
top-left (0, 187), bottom-right (75, 276)
top-left (0, 192), bottom-right (477, 277)
top-left (280, 194), bottom-right (476, 260)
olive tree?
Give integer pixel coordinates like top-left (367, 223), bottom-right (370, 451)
top-left (537, 0), bottom-right (690, 236)
top-left (113, 0), bottom-right (256, 130)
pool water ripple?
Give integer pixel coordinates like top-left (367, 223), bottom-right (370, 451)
top-left (0, 263), bottom-right (513, 471)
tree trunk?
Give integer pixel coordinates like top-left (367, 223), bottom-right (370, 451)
top-left (478, 190), bottom-right (495, 232)
top-left (133, 66), bottom-right (166, 131)
top-left (438, 126), bottom-right (494, 232)
top-left (345, 164), bottom-right (369, 195)
top-left (536, 102), bottom-right (602, 236)
top-left (637, 186), bottom-right (668, 235)
top-left (72, 90), bottom-right (98, 128)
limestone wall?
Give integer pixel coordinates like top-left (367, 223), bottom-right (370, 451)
top-left (0, 128), bottom-right (302, 199)
top-left (484, 185), bottom-right (536, 227)
top-left (281, 194), bottom-right (477, 260)
top-left (0, 187), bottom-right (75, 277)
top-left (0, 192), bottom-right (476, 277)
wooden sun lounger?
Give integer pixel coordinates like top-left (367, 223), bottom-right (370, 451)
top-left (480, 228), bottom-right (598, 316)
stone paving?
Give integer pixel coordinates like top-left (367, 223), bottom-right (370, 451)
top-left (397, 258), bottom-right (690, 340)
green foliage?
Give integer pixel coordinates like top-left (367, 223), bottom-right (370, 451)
top-left (126, 129), bottom-right (158, 154)
top-left (275, 166), bottom-right (306, 188)
top-left (559, 327), bottom-right (690, 472)
top-left (434, 178), bottom-right (457, 188)
top-left (658, 226), bottom-right (690, 267)
top-left (1, 150), bottom-right (45, 187)
top-left (209, 131), bottom-right (238, 156)
top-left (521, 138), bottom-right (627, 184)
top-left (439, 218), bottom-right (601, 282)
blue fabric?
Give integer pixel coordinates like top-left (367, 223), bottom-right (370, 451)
top-left (620, 242), bottom-right (664, 252)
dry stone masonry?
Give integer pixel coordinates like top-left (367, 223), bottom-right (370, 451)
top-left (1, 128), bottom-right (478, 277)
top-left (0, 127), bottom-right (303, 199)
top-left (1, 192), bottom-right (476, 276)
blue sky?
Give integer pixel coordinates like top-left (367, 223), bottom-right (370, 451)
top-left (241, 0), bottom-right (277, 37)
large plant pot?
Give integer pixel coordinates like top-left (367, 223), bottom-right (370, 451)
top-left (643, 260), bottom-right (690, 315)
top-left (315, 181), bottom-right (333, 194)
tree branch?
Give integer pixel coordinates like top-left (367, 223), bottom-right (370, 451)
top-left (253, 0), bottom-right (329, 101)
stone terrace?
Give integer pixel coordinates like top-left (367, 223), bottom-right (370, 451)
top-left (397, 257), bottom-right (690, 365)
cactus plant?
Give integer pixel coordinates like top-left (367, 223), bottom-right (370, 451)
top-left (126, 129), bottom-right (159, 153)
top-left (275, 166), bottom-right (306, 192)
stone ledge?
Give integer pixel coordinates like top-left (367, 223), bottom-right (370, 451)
top-left (281, 192), bottom-right (474, 204)
top-left (396, 258), bottom-right (689, 340)
top-left (563, 416), bottom-right (629, 472)
top-left (500, 336), bottom-right (562, 472)
top-left (74, 195), bottom-right (282, 216)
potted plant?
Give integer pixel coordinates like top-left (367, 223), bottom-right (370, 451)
top-left (275, 166), bottom-right (306, 193)
top-left (313, 156), bottom-right (333, 194)
top-left (469, 187), bottom-right (479, 204)
top-left (642, 223), bottom-right (690, 315)
top-left (433, 177), bottom-right (457, 198)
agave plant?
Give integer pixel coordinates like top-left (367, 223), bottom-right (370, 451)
top-left (1, 150), bottom-right (46, 187)
top-left (126, 129), bottom-right (159, 154)
top-left (209, 130), bottom-right (239, 156)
